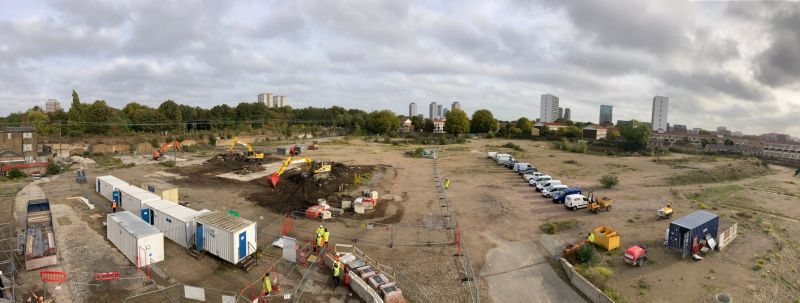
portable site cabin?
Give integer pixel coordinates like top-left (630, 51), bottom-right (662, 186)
top-left (96, 175), bottom-right (129, 203)
top-left (107, 211), bottom-right (164, 267)
top-left (117, 185), bottom-right (161, 216)
top-left (141, 180), bottom-right (180, 203)
top-left (667, 211), bottom-right (720, 258)
top-left (140, 199), bottom-right (177, 225)
top-left (144, 200), bottom-right (209, 248)
top-left (195, 211), bottom-right (257, 264)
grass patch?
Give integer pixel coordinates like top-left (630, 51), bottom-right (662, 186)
top-left (159, 161), bottom-right (177, 167)
top-left (501, 142), bottom-right (524, 151)
top-left (563, 159), bottom-right (579, 164)
top-left (92, 155), bottom-right (123, 168)
top-left (539, 219), bottom-right (581, 234)
top-left (667, 161), bottom-right (772, 186)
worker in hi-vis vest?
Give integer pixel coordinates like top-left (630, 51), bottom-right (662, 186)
top-left (323, 228), bottom-right (330, 247)
top-left (587, 232), bottom-right (595, 243)
top-left (332, 261), bottom-right (342, 286)
top-left (445, 178), bottom-right (450, 189)
top-left (262, 272), bottom-right (272, 295)
top-left (314, 225), bottom-right (324, 253)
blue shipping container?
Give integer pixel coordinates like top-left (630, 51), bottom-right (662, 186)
top-left (667, 211), bottom-right (719, 258)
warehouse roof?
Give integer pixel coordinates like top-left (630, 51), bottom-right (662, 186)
top-left (195, 211), bottom-right (254, 232)
top-left (108, 211), bottom-right (161, 238)
top-left (671, 211), bottom-right (719, 229)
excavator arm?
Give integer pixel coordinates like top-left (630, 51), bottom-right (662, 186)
top-left (230, 137), bottom-right (264, 159)
top-left (268, 157), bottom-right (329, 187)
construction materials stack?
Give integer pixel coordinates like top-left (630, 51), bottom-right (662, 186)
top-left (107, 211), bottom-right (165, 267)
top-left (25, 199), bottom-right (58, 270)
top-left (323, 250), bottom-right (404, 303)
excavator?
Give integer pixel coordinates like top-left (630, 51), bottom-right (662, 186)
top-left (268, 156), bottom-right (332, 187)
top-left (152, 140), bottom-right (182, 160)
top-left (229, 137), bottom-right (265, 161)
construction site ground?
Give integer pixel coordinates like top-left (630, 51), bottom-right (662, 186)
top-left (1, 138), bottom-right (798, 302)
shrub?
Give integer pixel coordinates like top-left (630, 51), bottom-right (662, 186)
top-left (501, 142), bottom-right (523, 151)
top-left (6, 169), bottom-right (24, 179)
top-left (486, 131), bottom-right (495, 138)
top-left (159, 161), bottom-right (176, 167)
top-left (46, 162), bottom-right (64, 175)
top-left (405, 148), bottom-right (425, 158)
top-left (599, 174), bottom-right (619, 189)
top-left (540, 223), bottom-right (556, 234)
top-left (577, 264), bottom-right (612, 288)
top-left (539, 219), bottom-right (580, 234)
top-left (576, 245), bottom-right (598, 264)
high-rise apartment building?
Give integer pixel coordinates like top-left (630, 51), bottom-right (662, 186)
top-left (437, 104), bottom-right (443, 118)
top-left (429, 102), bottom-right (438, 119)
top-left (443, 108), bottom-right (449, 118)
top-left (540, 94), bottom-right (559, 123)
top-left (409, 102), bottom-right (417, 117)
top-left (258, 93), bottom-right (274, 107)
top-left (452, 101), bottom-right (461, 112)
top-left (278, 96), bottom-right (285, 107)
top-left (651, 96), bottom-right (669, 132)
top-left (564, 108), bottom-right (571, 121)
top-left (599, 105), bottom-right (613, 125)
top-left (44, 99), bottom-right (61, 113)
top-left (559, 107), bottom-right (564, 119)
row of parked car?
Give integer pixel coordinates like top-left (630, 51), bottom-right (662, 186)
top-left (487, 151), bottom-right (589, 211)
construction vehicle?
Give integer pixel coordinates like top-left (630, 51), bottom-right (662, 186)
top-left (268, 156), bottom-right (332, 187)
top-left (623, 245), bottom-right (647, 266)
top-left (152, 140), bottom-right (182, 160)
top-left (289, 145), bottom-right (302, 156)
top-left (587, 191), bottom-right (613, 213)
top-left (590, 226), bottom-right (620, 251)
top-left (657, 200), bottom-right (674, 219)
top-left (228, 137), bottom-right (265, 160)
top-left (308, 141), bottom-right (319, 150)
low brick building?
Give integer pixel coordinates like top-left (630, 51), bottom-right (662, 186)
top-left (0, 127), bottom-right (38, 163)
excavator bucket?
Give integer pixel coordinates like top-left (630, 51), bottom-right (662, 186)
top-left (268, 174), bottom-right (280, 187)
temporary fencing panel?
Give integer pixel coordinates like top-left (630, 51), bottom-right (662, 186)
top-left (96, 176), bottom-right (129, 203)
top-left (107, 211), bottom-right (165, 267)
top-left (195, 211), bottom-right (257, 264)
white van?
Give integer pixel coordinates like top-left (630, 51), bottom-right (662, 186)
top-left (496, 154), bottom-right (512, 164)
top-left (564, 194), bottom-right (589, 211)
top-left (513, 163), bottom-right (530, 172)
top-left (523, 172), bottom-right (544, 181)
top-left (542, 184), bottom-right (568, 197)
top-left (536, 180), bottom-right (561, 191)
top-left (530, 175), bottom-right (551, 186)
top-left (487, 152), bottom-right (498, 159)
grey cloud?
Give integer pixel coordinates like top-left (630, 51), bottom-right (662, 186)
top-left (753, 7), bottom-right (800, 87)
top-left (659, 69), bottom-right (769, 102)
top-left (46, 0), bottom-right (129, 28)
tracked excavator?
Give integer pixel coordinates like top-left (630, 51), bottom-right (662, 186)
top-left (152, 140), bottom-right (182, 160)
top-left (268, 155), bottom-right (331, 187)
top-left (229, 137), bottom-right (265, 160)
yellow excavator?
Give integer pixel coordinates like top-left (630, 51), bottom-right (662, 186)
top-left (268, 156), bottom-right (331, 187)
top-left (229, 137), bottom-right (265, 160)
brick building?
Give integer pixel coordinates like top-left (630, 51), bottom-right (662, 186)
top-left (763, 141), bottom-right (800, 161)
top-left (0, 127), bottom-right (38, 164)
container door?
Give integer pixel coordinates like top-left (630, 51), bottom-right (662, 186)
top-left (681, 230), bottom-right (691, 258)
top-left (141, 209), bottom-right (150, 223)
top-left (196, 223), bottom-right (203, 249)
top-left (96, 179), bottom-right (100, 192)
top-left (239, 231), bottom-right (247, 260)
top-left (113, 190), bottom-right (120, 203)
top-left (149, 209), bottom-right (155, 225)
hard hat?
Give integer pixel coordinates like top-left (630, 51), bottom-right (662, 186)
top-left (319, 225), bottom-right (323, 228)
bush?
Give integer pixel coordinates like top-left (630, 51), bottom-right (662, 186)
top-left (486, 131), bottom-right (495, 138)
top-left (599, 175), bottom-right (619, 189)
top-left (501, 142), bottom-right (524, 151)
top-left (6, 169), bottom-right (24, 179)
top-left (576, 264), bottom-right (612, 288)
top-left (46, 162), bottom-right (64, 175)
top-left (576, 244), bottom-right (598, 264)
top-left (539, 219), bottom-right (580, 234)
top-left (405, 148), bottom-right (425, 158)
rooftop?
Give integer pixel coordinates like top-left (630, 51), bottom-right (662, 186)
top-left (195, 211), bottom-right (255, 232)
top-left (671, 211), bottom-right (719, 229)
top-left (0, 127), bottom-right (36, 133)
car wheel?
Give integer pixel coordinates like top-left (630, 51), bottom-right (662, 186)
top-left (571, 206), bottom-right (577, 211)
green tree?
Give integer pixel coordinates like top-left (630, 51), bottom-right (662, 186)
top-left (366, 110), bottom-right (399, 135)
top-left (409, 115), bottom-right (423, 131)
top-left (66, 90), bottom-right (87, 135)
top-left (724, 139), bottom-right (734, 146)
top-left (516, 117), bottom-right (532, 136)
top-left (559, 126), bottom-right (582, 139)
top-left (607, 129), bottom-right (621, 140)
top-left (444, 109), bottom-right (470, 135)
top-left (701, 138), bottom-right (710, 148)
top-left (158, 100), bottom-right (184, 131)
top-left (619, 120), bottom-right (651, 150)
top-left (422, 118), bottom-right (434, 133)
top-left (24, 110), bottom-right (53, 136)
top-left (470, 109), bottom-right (497, 133)
top-left (599, 174), bottom-right (619, 189)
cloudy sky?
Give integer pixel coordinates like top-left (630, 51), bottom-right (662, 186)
top-left (1, 0), bottom-right (798, 136)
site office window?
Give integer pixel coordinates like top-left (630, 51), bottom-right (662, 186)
top-left (23, 144), bottom-right (32, 152)
top-left (23, 132), bottom-right (32, 139)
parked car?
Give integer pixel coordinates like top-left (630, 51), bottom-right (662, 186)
top-left (543, 184), bottom-right (568, 197)
top-left (518, 167), bottom-right (538, 175)
top-left (504, 160), bottom-right (519, 169)
top-left (495, 154), bottom-right (512, 164)
top-left (531, 176), bottom-right (552, 187)
top-left (564, 194), bottom-right (590, 211)
top-left (523, 172), bottom-right (544, 181)
top-left (513, 163), bottom-right (531, 172)
top-left (536, 179), bottom-right (561, 191)
top-left (552, 188), bottom-right (582, 203)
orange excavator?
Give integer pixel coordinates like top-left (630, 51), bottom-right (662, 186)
top-left (152, 140), bottom-right (182, 160)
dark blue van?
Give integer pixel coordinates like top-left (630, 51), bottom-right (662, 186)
top-left (552, 188), bottom-right (582, 203)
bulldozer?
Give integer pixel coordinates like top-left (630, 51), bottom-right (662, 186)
top-left (267, 156), bottom-right (332, 187)
top-left (587, 191), bottom-right (613, 214)
top-left (152, 140), bottom-right (182, 160)
top-left (657, 200), bottom-right (674, 219)
top-left (229, 137), bottom-right (265, 161)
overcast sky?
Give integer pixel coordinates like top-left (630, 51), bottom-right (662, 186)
top-left (1, 0), bottom-right (798, 136)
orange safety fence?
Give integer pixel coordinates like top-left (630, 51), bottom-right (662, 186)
top-left (39, 271), bottom-right (67, 283)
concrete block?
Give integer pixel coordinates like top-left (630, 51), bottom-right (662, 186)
top-left (367, 273), bottom-right (389, 290)
top-left (348, 271), bottom-right (384, 303)
top-left (356, 265), bottom-right (376, 280)
top-left (354, 204), bottom-right (365, 214)
top-left (380, 282), bottom-right (404, 303)
top-left (342, 200), bottom-right (352, 209)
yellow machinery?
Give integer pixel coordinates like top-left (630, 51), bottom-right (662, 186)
top-left (587, 191), bottom-right (613, 214)
top-left (657, 200), bottom-right (674, 219)
top-left (229, 137), bottom-right (265, 160)
top-left (590, 226), bottom-right (620, 251)
top-left (268, 157), bottom-right (332, 187)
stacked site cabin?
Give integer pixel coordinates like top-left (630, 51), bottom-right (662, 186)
top-left (141, 180), bottom-right (180, 203)
top-left (143, 199), bottom-right (209, 248)
top-left (107, 211), bottom-right (164, 267)
top-left (667, 211), bottom-right (720, 258)
top-left (118, 184), bottom-right (161, 216)
top-left (195, 211), bottom-right (257, 264)
top-left (96, 175), bottom-right (128, 202)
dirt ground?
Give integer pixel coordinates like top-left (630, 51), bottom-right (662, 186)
top-left (3, 137), bottom-right (798, 303)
